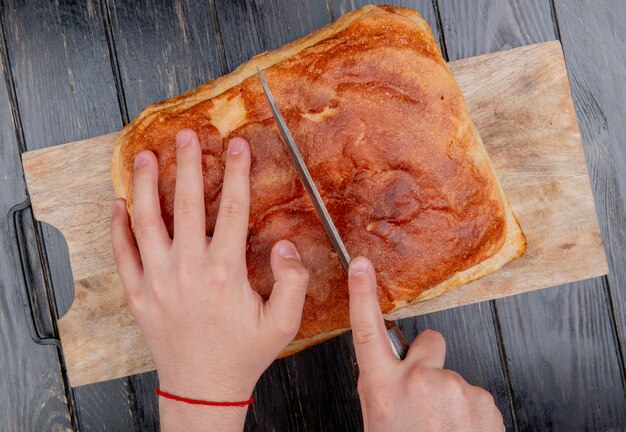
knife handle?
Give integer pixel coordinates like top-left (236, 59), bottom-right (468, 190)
top-left (385, 320), bottom-right (410, 360)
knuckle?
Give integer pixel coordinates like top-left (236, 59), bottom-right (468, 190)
top-left (174, 264), bottom-right (194, 287)
top-left (352, 326), bottom-right (379, 346)
top-left (406, 365), bottom-right (427, 383)
top-left (349, 279), bottom-right (374, 297)
top-left (133, 225), bottom-right (152, 242)
top-left (476, 388), bottom-right (496, 405)
top-left (209, 264), bottom-right (231, 287)
top-left (283, 265), bottom-right (309, 285)
top-left (406, 367), bottom-right (433, 396)
top-left (274, 317), bottom-right (299, 338)
top-left (134, 215), bottom-right (161, 238)
top-left (226, 160), bottom-right (248, 176)
top-left (444, 371), bottom-right (467, 396)
top-left (490, 406), bottom-right (504, 425)
top-left (219, 197), bottom-right (243, 219)
top-left (177, 158), bottom-right (201, 177)
top-left (175, 193), bottom-right (198, 217)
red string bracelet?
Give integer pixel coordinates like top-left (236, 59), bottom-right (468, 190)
top-left (156, 388), bottom-right (254, 407)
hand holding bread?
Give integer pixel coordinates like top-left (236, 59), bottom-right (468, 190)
top-left (112, 130), bottom-right (309, 431)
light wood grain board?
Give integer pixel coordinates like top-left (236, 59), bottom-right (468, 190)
top-left (22, 41), bottom-right (607, 386)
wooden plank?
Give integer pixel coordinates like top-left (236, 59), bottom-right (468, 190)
top-left (0, 0), bottom-right (137, 429)
top-left (497, 279), bottom-right (626, 430)
top-left (215, 0), bottom-right (332, 72)
top-left (438, 0), bottom-right (626, 429)
top-left (214, 3), bottom-right (365, 430)
top-left (247, 337), bottom-right (363, 431)
top-left (0, 14), bottom-right (72, 432)
top-left (553, 0), bottom-right (626, 426)
top-left (332, 0), bottom-right (439, 36)
top-left (439, 0), bottom-right (556, 59)
top-left (553, 0), bottom-right (626, 384)
top-left (107, 0), bottom-right (225, 120)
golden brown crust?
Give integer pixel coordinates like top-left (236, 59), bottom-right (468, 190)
top-left (112, 5), bottom-right (525, 351)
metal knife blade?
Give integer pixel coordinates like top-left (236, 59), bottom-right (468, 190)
top-left (257, 67), bottom-right (409, 360)
top-left (256, 67), bottom-right (351, 273)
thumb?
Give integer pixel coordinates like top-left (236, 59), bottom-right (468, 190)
top-left (348, 257), bottom-right (397, 373)
top-left (265, 240), bottom-right (309, 338)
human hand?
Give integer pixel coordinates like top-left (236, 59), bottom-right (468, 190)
top-left (111, 129), bottom-right (309, 431)
top-left (347, 257), bottom-right (505, 432)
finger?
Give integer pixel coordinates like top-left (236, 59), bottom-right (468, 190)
top-left (133, 150), bottom-right (171, 259)
top-left (348, 257), bottom-right (397, 373)
top-left (111, 199), bottom-right (143, 298)
top-left (211, 137), bottom-right (251, 265)
top-left (265, 240), bottom-right (309, 338)
top-left (173, 129), bottom-right (206, 250)
top-left (405, 329), bottom-right (446, 368)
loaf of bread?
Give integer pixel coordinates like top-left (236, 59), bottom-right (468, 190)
top-left (112, 5), bottom-right (526, 355)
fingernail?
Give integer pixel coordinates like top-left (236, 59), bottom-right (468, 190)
top-left (176, 129), bottom-right (193, 148)
top-left (228, 137), bottom-right (245, 155)
top-left (278, 242), bottom-right (300, 260)
top-left (349, 258), bottom-right (369, 277)
top-left (134, 152), bottom-right (148, 169)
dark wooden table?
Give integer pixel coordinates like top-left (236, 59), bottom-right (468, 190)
top-left (1, 0), bottom-right (625, 430)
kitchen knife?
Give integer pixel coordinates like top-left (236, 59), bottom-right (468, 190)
top-left (257, 67), bottom-right (410, 360)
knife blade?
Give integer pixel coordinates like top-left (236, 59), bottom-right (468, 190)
top-left (257, 67), bottom-right (409, 360)
top-left (256, 68), bottom-right (351, 273)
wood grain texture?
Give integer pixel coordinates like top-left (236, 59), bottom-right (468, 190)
top-left (439, 0), bottom-right (556, 60)
top-left (106, 0), bottom-right (224, 120)
top-left (438, 0), bottom-right (626, 429)
top-left (553, 0), bottom-right (626, 385)
top-left (22, 41), bottom-right (606, 388)
top-left (497, 279), bottom-right (626, 430)
top-left (1, 0), bottom-right (137, 429)
top-left (332, 0), bottom-right (438, 38)
top-left (215, 0), bottom-right (332, 72)
top-left (0, 16), bottom-right (72, 432)
top-left (245, 335), bottom-right (363, 431)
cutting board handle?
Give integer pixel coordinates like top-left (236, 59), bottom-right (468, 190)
top-left (8, 198), bottom-right (60, 346)
top-left (7, 198), bottom-right (80, 431)
top-left (8, 200), bottom-right (81, 429)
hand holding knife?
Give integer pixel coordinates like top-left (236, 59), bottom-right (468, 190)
top-left (257, 68), bottom-right (410, 360)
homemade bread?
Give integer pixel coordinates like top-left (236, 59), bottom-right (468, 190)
top-left (112, 5), bottom-right (526, 354)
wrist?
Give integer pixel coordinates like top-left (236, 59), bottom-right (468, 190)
top-left (157, 368), bottom-right (257, 403)
top-left (159, 395), bottom-right (250, 432)
top-left (157, 370), bottom-right (256, 432)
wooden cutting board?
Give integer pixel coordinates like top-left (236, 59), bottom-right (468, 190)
top-left (22, 41), bottom-right (607, 387)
